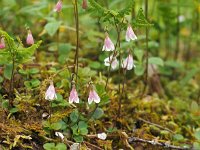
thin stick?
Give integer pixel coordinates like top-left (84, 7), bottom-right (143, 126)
top-left (138, 117), bottom-right (174, 133)
top-left (128, 137), bottom-right (189, 150)
top-left (84, 141), bottom-right (104, 150)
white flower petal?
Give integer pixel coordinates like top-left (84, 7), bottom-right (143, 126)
top-left (97, 132), bottom-right (107, 140)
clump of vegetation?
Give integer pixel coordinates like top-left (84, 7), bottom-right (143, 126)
top-left (0, 0), bottom-right (200, 149)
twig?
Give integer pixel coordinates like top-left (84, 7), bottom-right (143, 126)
top-left (138, 117), bottom-right (174, 133)
top-left (84, 141), bottom-right (104, 150)
top-left (128, 137), bottom-right (190, 150)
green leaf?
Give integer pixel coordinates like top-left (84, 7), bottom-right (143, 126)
top-left (3, 64), bottom-right (13, 80)
top-left (134, 64), bottom-right (145, 76)
top-left (180, 69), bottom-right (199, 85)
top-left (89, 61), bottom-right (101, 69)
top-left (135, 8), bottom-right (153, 27)
top-left (173, 134), bottom-right (184, 141)
top-left (45, 21), bottom-right (61, 37)
top-left (78, 121), bottom-right (88, 129)
top-left (134, 50), bottom-right (144, 62)
top-left (194, 130), bottom-right (200, 140)
top-left (193, 142), bottom-right (200, 150)
top-left (191, 101), bottom-right (199, 113)
top-left (71, 124), bottom-right (79, 135)
top-left (70, 110), bottom-right (79, 123)
top-left (0, 76), bottom-right (4, 83)
top-left (2, 100), bottom-right (9, 109)
top-left (50, 122), bottom-right (62, 130)
top-left (55, 143), bottom-right (67, 150)
top-left (149, 57), bottom-right (164, 66)
top-left (43, 143), bottom-right (55, 150)
top-left (28, 68), bottom-right (40, 74)
top-left (9, 107), bottom-right (19, 113)
top-left (92, 108), bottom-right (104, 119)
top-left (79, 128), bottom-right (88, 135)
top-left (30, 79), bottom-right (41, 88)
top-left (73, 135), bottom-right (83, 143)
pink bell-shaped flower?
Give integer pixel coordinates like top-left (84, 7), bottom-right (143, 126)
top-left (0, 37), bottom-right (5, 49)
top-left (69, 85), bottom-right (79, 104)
top-left (126, 25), bottom-right (137, 42)
top-left (54, 0), bottom-right (62, 12)
top-left (45, 82), bottom-right (57, 101)
top-left (26, 30), bottom-right (34, 45)
top-left (104, 55), bottom-right (118, 70)
top-left (88, 88), bottom-right (100, 105)
top-left (82, 0), bottom-right (88, 9)
top-left (102, 33), bottom-right (115, 51)
top-left (122, 54), bottom-right (135, 70)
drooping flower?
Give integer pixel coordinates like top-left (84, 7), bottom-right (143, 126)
top-left (0, 38), bottom-right (5, 49)
top-left (54, 0), bottom-right (62, 12)
top-left (102, 33), bottom-right (115, 51)
top-left (97, 132), bottom-right (107, 140)
top-left (122, 54), bottom-right (135, 70)
top-left (126, 25), bottom-right (137, 42)
top-left (45, 82), bottom-right (57, 101)
top-left (88, 88), bottom-right (100, 105)
top-left (104, 55), bottom-right (118, 70)
top-left (70, 143), bottom-right (80, 150)
top-left (55, 132), bottom-right (64, 140)
top-left (26, 30), bottom-right (34, 45)
top-left (69, 85), bottom-right (79, 104)
top-left (82, 0), bottom-right (87, 9)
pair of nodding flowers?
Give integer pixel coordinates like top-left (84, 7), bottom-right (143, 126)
top-left (103, 25), bottom-right (137, 70)
top-left (0, 30), bottom-right (34, 49)
top-left (45, 81), bottom-right (100, 105)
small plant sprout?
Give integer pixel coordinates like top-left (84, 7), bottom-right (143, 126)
top-left (26, 30), bottom-right (34, 45)
top-left (126, 24), bottom-right (137, 42)
top-left (45, 81), bottom-right (57, 101)
top-left (104, 55), bottom-right (119, 70)
top-left (54, 0), bottom-right (62, 12)
top-left (0, 37), bottom-right (5, 49)
top-left (88, 83), bottom-right (100, 105)
top-left (122, 54), bottom-right (135, 70)
top-left (102, 32), bottom-right (115, 51)
top-left (69, 84), bottom-right (79, 104)
top-left (97, 132), bottom-right (107, 140)
top-left (82, 0), bottom-right (88, 10)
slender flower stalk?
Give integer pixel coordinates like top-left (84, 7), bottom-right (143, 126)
top-left (126, 25), bottom-right (137, 42)
top-left (69, 85), bottom-right (79, 104)
top-left (54, 0), bottom-right (62, 12)
top-left (102, 32), bottom-right (115, 51)
top-left (122, 54), bottom-right (135, 70)
top-left (73, 0), bottom-right (80, 81)
top-left (88, 88), bottom-right (100, 105)
top-left (0, 37), bottom-right (5, 49)
top-left (26, 30), bottom-right (34, 45)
